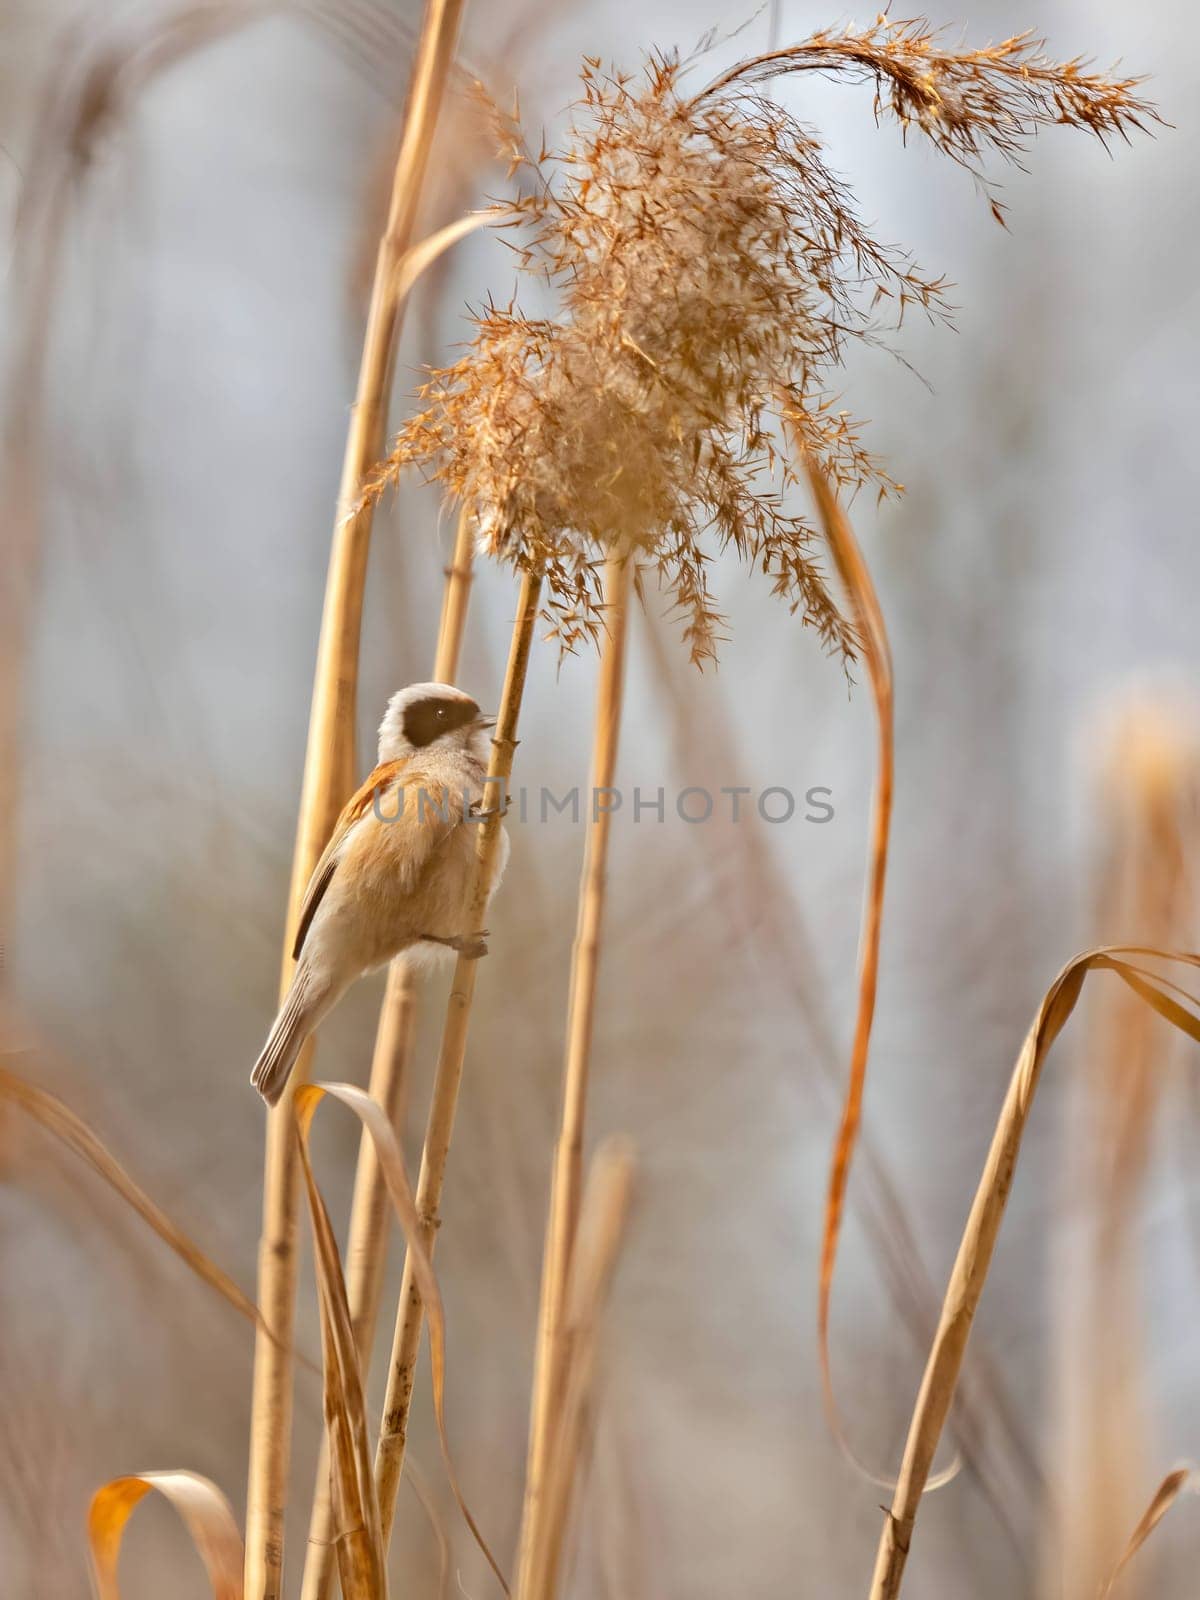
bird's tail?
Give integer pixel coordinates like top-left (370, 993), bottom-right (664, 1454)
top-left (251, 961), bottom-right (331, 1106)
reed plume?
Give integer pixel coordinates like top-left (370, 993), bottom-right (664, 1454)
top-left (373, 22), bottom-right (1157, 664)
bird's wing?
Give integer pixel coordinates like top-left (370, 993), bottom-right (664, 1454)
top-left (292, 758), bottom-right (408, 960)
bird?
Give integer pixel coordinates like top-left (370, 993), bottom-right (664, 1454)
top-left (251, 682), bottom-right (509, 1104)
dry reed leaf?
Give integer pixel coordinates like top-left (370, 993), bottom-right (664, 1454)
top-left (388, 208), bottom-right (504, 305)
top-left (294, 1083), bottom-right (507, 1593)
top-left (293, 1096), bottom-right (387, 1600)
top-left (88, 1470), bottom-right (243, 1600)
top-left (640, 600), bottom-right (1038, 1541)
top-left (1099, 1465), bottom-right (1200, 1599)
top-left (793, 449), bottom-right (918, 1486)
top-left (1052, 698), bottom-right (1200, 1600)
top-left (0, 1062), bottom-right (266, 1340)
top-left (800, 454), bottom-right (962, 1490)
top-left (868, 948), bottom-right (1200, 1600)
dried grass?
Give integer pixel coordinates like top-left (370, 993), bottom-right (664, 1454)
top-left (297, 1081), bottom-right (505, 1589)
top-left (795, 451), bottom-right (895, 1481)
top-left (355, 16), bottom-right (1161, 1585)
top-left (1052, 696), bottom-right (1200, 1598)
top-left (868, 949), bottom-right (1200, 1600)
top-left (3, 12), bottom-right (1172, 1600)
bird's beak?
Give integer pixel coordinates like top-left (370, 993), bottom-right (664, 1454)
top-left (476, 715), bottom-right (497, 731)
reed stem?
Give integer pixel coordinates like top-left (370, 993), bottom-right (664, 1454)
top-left (374, 566), bottom-right (543, 1544)
top-left (866, 949), bottom-right (1200, 1600)
top-left (520, 1140), bottom-right (635, 1600)
top-left (244, 7), bottom-right (464, 1594)
top-left (517, 554), bottom-right (633, 1591)
top-left (300, 510), bottom-right (475, 1600)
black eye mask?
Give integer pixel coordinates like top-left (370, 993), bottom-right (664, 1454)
top-left (402, 695), bottom-right (480, 749)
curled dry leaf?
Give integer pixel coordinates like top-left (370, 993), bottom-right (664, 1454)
top-left (869, 948), bottom-right (1200, 1600)
top-left (294, 1082), bottom-right (508, 1594)
top-left (88, 1470), bottom-right (243, 1600)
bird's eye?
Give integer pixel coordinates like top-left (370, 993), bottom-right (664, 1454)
top-left (436, 706), bottom-right (447, 719)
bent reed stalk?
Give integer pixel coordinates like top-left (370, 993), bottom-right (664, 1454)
top-left (301, 509), bottom-right (476, 1600)
top-left (867, 948), bottom-right (1200, 1600)
top-left (375, 566), bottom-right (543, 1545)
top-left (517, 553), bottom-right (633, 1591)
top-left (245, 5), bottom-right (465, 1595)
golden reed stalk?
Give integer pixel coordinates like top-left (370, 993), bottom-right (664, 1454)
top-left (375, 567), bottom-right (543, 1543)
top-left (1052, 699), bottom-right (1198, 1600)
top-left (244, 6), bottom-right (465, 1595)
top-left (520, 1139), bottom-right (635, 1600)
top-left (867, 948), bottom-right (1200, 1600)
top-left (300, 509), bottom-right (475, 1600)
top-left (517, 554), bottom-right (633, 1589)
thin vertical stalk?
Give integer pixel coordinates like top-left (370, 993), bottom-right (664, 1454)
top-left (432, 509), bottom-right (477, 684)
top-left (375, 567), bottom-right (543, 1544)
top-left (520, 1140), bottom-right (635, 1600)
top-left (517, 555), bottom-right (633, 1590)
top-left (245, 7), bottom-right (465, 1596)
top-left (300, 510), bottom-right (475, 1600)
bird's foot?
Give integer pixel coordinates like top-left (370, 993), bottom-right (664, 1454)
top-left (469, 796), bottom-right (510, 819)
top-left (422, 931), bottom-right (490, 960)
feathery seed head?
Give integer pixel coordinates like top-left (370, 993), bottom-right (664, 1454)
top-left (373, 19), bottom-right (1158, 666)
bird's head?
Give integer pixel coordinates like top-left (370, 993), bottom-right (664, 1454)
top-left (378, 682), bottom-right (494, 763)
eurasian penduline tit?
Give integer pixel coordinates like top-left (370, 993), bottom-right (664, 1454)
top-left (251, 682), bottom-right (509, 1104)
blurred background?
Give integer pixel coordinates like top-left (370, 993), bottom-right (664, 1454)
top-left (3, 0), bottom-right (1199, 1595)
